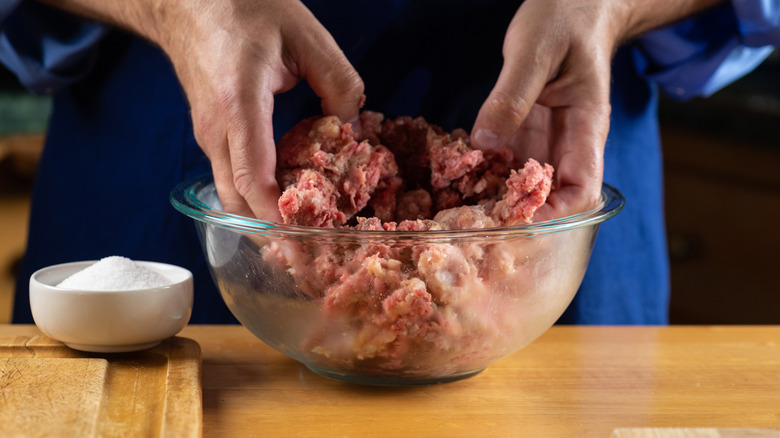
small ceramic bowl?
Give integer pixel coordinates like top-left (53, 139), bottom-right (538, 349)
top-left (30, 261), bottom-right (193, 353)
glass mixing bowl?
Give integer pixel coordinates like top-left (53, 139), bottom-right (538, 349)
top-left (171, 176), bottom-right (624, 385)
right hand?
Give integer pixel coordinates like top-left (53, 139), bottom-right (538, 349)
top-left (470, 0), bottom-right (724, 221)
top-left (470, 0), bottom-right (615, 221)
top-left (152, 0), bottom-right (365, 221)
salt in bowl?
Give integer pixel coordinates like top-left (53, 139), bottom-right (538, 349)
top-left (29, 260), bottom-right (193, 352)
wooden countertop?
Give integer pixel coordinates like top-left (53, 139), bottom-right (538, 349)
top-left (3, 325), bottom-right (780, 437)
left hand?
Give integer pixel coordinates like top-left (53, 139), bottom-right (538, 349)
top-left (470, 0), bottom-right (615, 221)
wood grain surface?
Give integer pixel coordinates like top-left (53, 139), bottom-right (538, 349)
top-left (2, 325), bottom-right (779, 437)
top-left (0, 357), bottom-right (107, 437)
top-left (182, 325), bottom-right (780, 438)
top-left (612, 428), bottom-right (780, 437)
top-left (0, 330), bottom-right (202, 438)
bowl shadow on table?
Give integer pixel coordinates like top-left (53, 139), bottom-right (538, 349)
top-left (201, 352), bottom-right (438, 396)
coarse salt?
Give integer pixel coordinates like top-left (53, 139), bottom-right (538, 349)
top-left (57, 256), bottom-right (171, 290)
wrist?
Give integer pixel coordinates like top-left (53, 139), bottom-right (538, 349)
top-left (615, 0), bottom-right (726, 42)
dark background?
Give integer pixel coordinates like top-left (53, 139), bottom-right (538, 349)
top-left (659, 51), bottom-right (780, 324)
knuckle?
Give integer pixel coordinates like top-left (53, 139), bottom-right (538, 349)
top-left (233, 163), bottom-right (257, 200)
top-left (191, 112), bottom-right (211, 146)
top-left (486, 90), bottom-right (531, 128)
top-left (338, 66), bottom-right (365, 97)
top-left (319, 45), bottom-right (364, 94)
top-left (325, 63), bottom-right (364, 104)
top-left (191, 110), bottom-right (225, 155)
top-left (214, 81), bottom-right (241, 118)
top-left (232, 166), bottom-right (256, 201)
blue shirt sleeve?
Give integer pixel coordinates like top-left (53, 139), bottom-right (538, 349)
top-left (733, 0), bottom-right (780, 46)
top-left (0, 1), bottom-right (108, 95)
top-left (633, 1), bottom-right (779, 100)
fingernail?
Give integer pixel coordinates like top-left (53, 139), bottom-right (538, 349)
top-left (474, 129), bottom-right (499, 150)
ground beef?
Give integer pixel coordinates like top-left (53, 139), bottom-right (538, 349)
top-left (277, 114), bottom-right (399, 226)
top-left (277, 111), bottom-right (552, 227)
top-left (269, 111), bottom-right (555, 378)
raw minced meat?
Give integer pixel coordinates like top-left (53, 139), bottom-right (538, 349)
top-left (277, 111), bottom-right (553, 228)
top-left (268, 111), bottom-right (556, 378)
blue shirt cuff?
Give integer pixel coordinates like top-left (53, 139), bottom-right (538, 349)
top-left (0, 2), bottom-right (108, 95)
top-left (733, 0), bottom-right (780, 46)
top-left (633, 1), bottom-right (778, 100)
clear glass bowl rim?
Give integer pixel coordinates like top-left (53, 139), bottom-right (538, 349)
top-left (170, 175), bottom-right (625, 240)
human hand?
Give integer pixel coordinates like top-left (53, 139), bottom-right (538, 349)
top-left (470, 0), bottom-right (615, 221)
top-left (36, 0), bottom-right (364, 221)
top-left (154, 0), bottom-right (364, 221)
top-left (470, 0), bottom-right (724, 221)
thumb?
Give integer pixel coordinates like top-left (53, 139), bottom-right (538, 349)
top-left (471, 60), bottom-right (552, 151)
top-left (313, 62), bottom-right (365, 123)
top-left (471, 9), bottom-right (560, 151)
top-left (294, 33), bottom-right (365, 123)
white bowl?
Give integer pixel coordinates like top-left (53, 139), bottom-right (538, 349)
top-left (30, 261), bottom-right (193, 353)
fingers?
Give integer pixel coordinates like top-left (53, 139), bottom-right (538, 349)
top-left (536, 105), bottom-right (608, 221)
top-left (191, 62), bottom-right (283, 222)
top-left (283, 8), bottom-right (365, 123)
top-left (186, 1), bottom-right (361, 222)
top-left (195, 100), bottom-right (283, 222)
top-left (543, 40), bottom-right (612, 217)
top-left (471, 0), bottom-right (616, 221)
top-left (224, 89), bottom-right (284, 223)
top-left (208, 137), bottom-right (254, 219)
top-left (471, 8), bottom-right (560, 151)
top-left (472, 77), bottom-right (546, 151)
top-left (218, 3), bottom-right (361, 220)
top-left (306, 52), bottom-right (365, 123)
